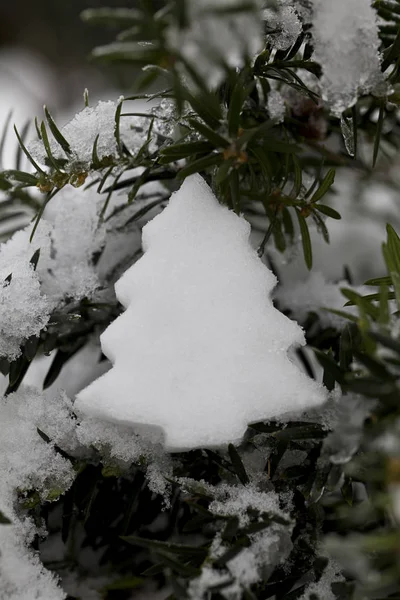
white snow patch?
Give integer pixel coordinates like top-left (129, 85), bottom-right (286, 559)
top-left (75, 174), bottom-right (325, 451)
top-left (311, 0), bottom-right (385, 116)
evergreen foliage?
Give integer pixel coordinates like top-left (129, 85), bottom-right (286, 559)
top-left (2, 1), bottom-right (400, 598)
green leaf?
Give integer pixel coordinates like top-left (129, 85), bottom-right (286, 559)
top-left (29, 248), bottom-right (41, 271)
top-left (43, 344), bottom-right (86, 390)
top-left (259, 138), bottom-right (300, 154)
top-left (228, 75), bottom-right (254, 136)
top-left (382, 26), bottom-right (400, 71)
top-left (340, 324), bottom-right (355, 371)
top-left (341, 288), bottom-right (380, 319)
top-left (368, 331), bottom-right (400, 356)
top-left (4, 170), bottom-right (39, 186)
top-left (314, 349), bottom-right (345, 388)
top-left (229, 170), bottom-right (241, 215)
top-left (188, 118), bottom-right (229, 149)
top-left (91, 42), bottom-right (161, 65)
top-left (81, 7), bottom-right (142, 26)
top-left (291, 154), bottom-right (302, 198)
top-left (316, 204), bottom-right (341, 219)
top-left (120, 535), bottom-right (208, 557)
top-left (128, 167), bottom-right (151, 203)
top-left (91, 133), bottom-right (100, 167)
top-left (386, 224), bottom-right (400, 272)
top-left (177, 153), bottom-right (223, 179)
top-left (44, 106), bottom-right (71, 156)
top-left (160, 141), bottom-right (214, 161)
top-left (373, 100), bottom-right (385, 168)
top-left (296, 210), bottom-right (312, 269)
top-left (0, 510), bottom-right (11, 525)
top-left (0, 110), bottom-right (12, 167)
top-left (83, 88), bottom-right (89, 107)
top-left (40, 121), bottom-right (63, 172)
top-left (102, 576), bottom-right (144, 591)
top-left (353, 350), bottom-right (394, 380)
top-left (13, 125), bottom-right (45, 175)
top-left (310, 168), bottom-right (335, 203)
top-left (273, 424), bottom-right (326, 442)
top-left (114, 100), bottom-right (123, 151)
top-left (364, 275), bottom-right (393, 286)
top-left (182, 87), bottom-right (222, 129)
top-left (228, 444), bottom-right (249, 485)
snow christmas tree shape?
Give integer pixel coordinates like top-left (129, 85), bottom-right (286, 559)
top-left (75, 175), bottom-right (325, 451)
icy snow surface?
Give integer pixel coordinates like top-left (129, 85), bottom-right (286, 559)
top-left (75, 174), bottom-right (325, 451)
top-left (311, 0), bottom-right (385, 116)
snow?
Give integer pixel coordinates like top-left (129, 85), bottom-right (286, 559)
top-left (298, 557), bottom-right (343, 600)
top-left (39, 184), bottom-right (106, 302)
top-left (0, 180), bottom-right (109, 359)
top-left (264, 2), bottom-right (303, 51)
top-left (75, 174), bottom-right (325, 451)
top-left (187, 483), bottom-right (293, 600)
top-left (0, 223), bottom-right (52, 360)
top-left (267, 90), bottom-right (286, 123)
top-left (166, 0), bottom-right (264, 87)
top-left (208, 483), bottom-right (286, 527)
top-left (311, 0), bottom-right (385, 116)
top-left (75, 416), bottom-right (172, 498)
top-left (274, 271), bottom-right (367, 330)
top-left (29, 100), bottom-right (158, 169)
top-left (0, 387), bottom-right (75, 600)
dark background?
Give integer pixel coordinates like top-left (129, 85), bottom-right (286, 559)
top-left (0, 0), bottom-right (127, 68)
top-left (0, 0), bottom-right (152, 107)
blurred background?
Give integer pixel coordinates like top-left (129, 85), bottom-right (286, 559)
top-left (0, 0), bottom-right (136, 106)
top-left (0, 0), bottom-right (158, 165)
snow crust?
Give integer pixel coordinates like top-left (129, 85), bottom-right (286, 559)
top-left (76, 175), bottom-right (325, 450)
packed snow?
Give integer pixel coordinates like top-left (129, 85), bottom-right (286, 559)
top-left (75, 175), bottom-right (325, 450)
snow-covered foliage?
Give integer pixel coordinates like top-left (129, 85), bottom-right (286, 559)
top-left (184, 482), bottom-right (293, 599)
top-left (264, 2), bottom-right (303, 51)
top-left (1, 1), bottom-right (399, 597)
top-left (0, 388), bottom-right (75, 600)
top-left (76, 175), bottom-right (325, 450)
top-left (266, 90), bottom-right (286, 123)
top-left (29, 100), bottom-right (158, 169)
top-left (0, 224), bottom-right (52, 360)
top-left (275, 271), bottom-right (367, 330)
